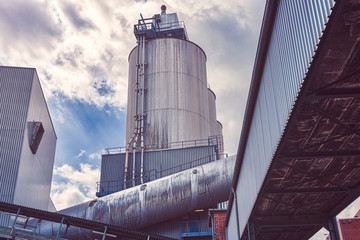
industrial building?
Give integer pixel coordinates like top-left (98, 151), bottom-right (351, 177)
top-left (0, 66), bottom-right (57, 226)
top-left (226, 0), bottom-right (360, 239)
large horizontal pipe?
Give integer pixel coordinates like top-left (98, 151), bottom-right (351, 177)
top-left (38, 156), bottom-right (235, 239)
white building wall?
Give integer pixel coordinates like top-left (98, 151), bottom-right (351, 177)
top-left (14, 70), bottom-right (57, 210)
top-left (0, 66), bottom-right (56, 225)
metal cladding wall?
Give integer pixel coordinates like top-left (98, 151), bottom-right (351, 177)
top-left (38, 156), bottom-right (236, 239)
top-left (14, 70), bottom-right (57, 210)
top-left (127, 38), bottom-right (210, 148)
top-left (99, 145), bottom-right (216, 193)
top-left (227, 0), bottom-right (335, 238)
top-left (0, 66), bottom-right (56, 224)
top-left (0, 67), bottom-right (33, 224)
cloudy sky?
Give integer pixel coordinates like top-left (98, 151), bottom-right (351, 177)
top-left (0, 0), bottom-right (265, 207)
top-left (0, 0), bottom-right (358, 239)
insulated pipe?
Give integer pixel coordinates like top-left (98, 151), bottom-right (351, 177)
top-left (37, 156), bottom-right (236, 239)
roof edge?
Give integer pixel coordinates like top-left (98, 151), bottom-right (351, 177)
top-left (225, 0), bottom-right (280, 227)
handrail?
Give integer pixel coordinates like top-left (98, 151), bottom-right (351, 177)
top-left (96, 152), bottom-right (228, 196)
top-left (180, 220), bottom-right (212, 235)
top-left (104, 135), bottom-right (223, 155)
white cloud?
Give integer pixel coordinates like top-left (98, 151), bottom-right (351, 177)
top-left (51, 163), bottom-right (100, 210)
top-left (77, 149), bottom-right (87, 158)
top-left (89, 151), bottom-right (102, 161)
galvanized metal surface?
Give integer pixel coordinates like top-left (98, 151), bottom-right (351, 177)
top-left (39, 156), bottom-right (235, 238)
top-left (0, 66), bottom-right (57, 225)
top-left (226, 0), bottom-right (335, 238)
top-left (15, 70), bottom-right (57, 211)
top-left (126, 38), bottom-right (211, 149)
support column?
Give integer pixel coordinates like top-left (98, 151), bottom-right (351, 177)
top-left (56, 217), bottom-right (65, 238)
top-left (10, 207), bottom-right (21, 236)
top-left (247, 221), bottom-right (255, 240)
top-left (328, 217), bottom-right (341, 240)
top-left (102, 226), bottom-right (108, 240)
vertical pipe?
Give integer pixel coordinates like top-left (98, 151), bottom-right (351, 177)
top-left (125, 36), bottom-right (142, 189)
top-left (328, 217), bottom-right (341, 240)
top-left (132, 134), bottom-right (138, 186)
top-left (132, 35), bottom-right (143, 187)
top-left (140, 35), bottom-right (146, 184)
top-left (232, 188), bottom-right (241, 240)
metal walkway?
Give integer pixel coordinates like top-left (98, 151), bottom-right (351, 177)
top-left (227, 0), bottom-right (360, 239)
top-left (0, 201), bottom-right (175, 240)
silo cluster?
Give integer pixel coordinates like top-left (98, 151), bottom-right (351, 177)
top-left (126, 12), bottom-right (223, 150)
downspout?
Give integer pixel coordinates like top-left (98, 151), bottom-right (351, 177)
top-left (232, 188), bottom-right (241, 240)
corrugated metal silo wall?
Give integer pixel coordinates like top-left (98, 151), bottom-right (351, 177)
top-left (227, 0), bottom-right (335, 237)
top-left (14, 70), bottom-right (57, 211)
top-left (127, 38), bottom-right (210, 148)
top-left (100, 145), bottom-right (216, 193)
top-left (0, 67), bottom-right (34, 225)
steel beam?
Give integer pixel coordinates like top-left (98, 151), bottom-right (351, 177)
top-left (254, 214), bottom-right (329, 222)
top-left (303, 101), bottom-right (360, 137)
top-left (296, 132), bottom-right (354, 152)
top-left (279, 149), bottom-right (360, 159)
top-left (255, 218), bottom-right (328, 228)
top-left (277, 160), bottom-right (349, 190)
top-left (306, 69), bottom-right (360, 95)
top-left (307, 87), bottom-right (360, 99)
top-left (263, 187), bottom-right (346, 195)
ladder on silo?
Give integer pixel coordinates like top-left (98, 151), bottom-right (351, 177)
top-left (125, 34), bottom-right (147, 189)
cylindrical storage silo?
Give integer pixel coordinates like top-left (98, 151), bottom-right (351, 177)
top-left (127, 38), bottom-right (210, 149)
top-left (208, 88), bottom-right (218, 137)
top-left (216, 120), bottom-right (223, 138)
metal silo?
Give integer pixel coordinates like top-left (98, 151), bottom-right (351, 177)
top-left (123, 6), bottom-right (224, 186)
top-left (127, 38), bottom-right (210, 149)
top-left (208, 88), bottom-right (217, 136)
